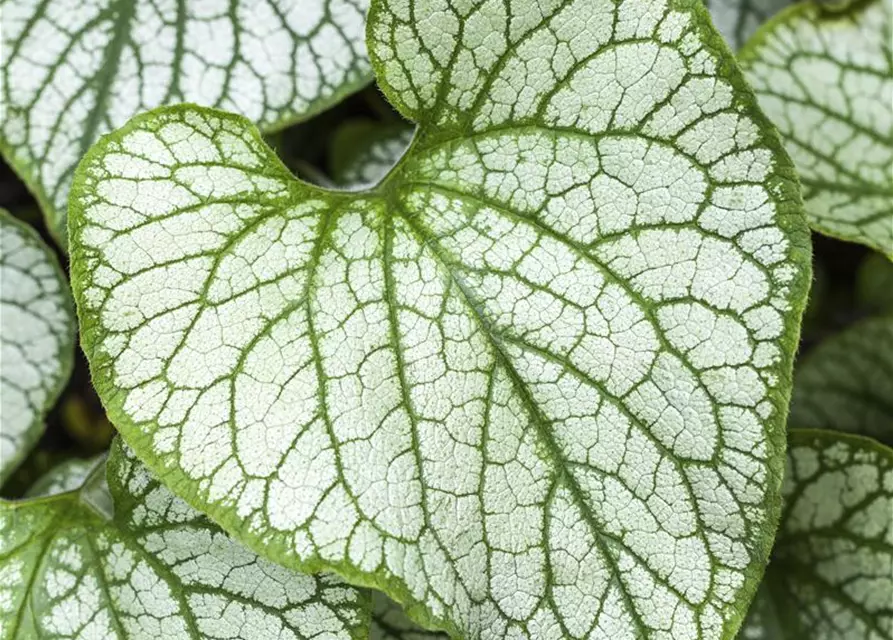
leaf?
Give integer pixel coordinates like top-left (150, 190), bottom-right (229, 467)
top-left (856, 253), bottom-right (893, 315)
top-left (330, 120), bottom-right (414, 188)
top-left (789, 316), bottom-right (893, 446)
top-left (735, 589), bottom-right (783, 639)
top-left (69, 0), bottom-right (813, 635)
top-left (738, 0), bottom-right (893, 257)
top-left (24, 456), bottom-right (103, 498)
top-left (738, 429), bottom-right (893, 639)
top-left (701, 0), bottom-right (790, 50)
top-left (0, 0), bottom-right (372, 247)
top-left (0, 439), bottom-right (369, 639)
top-left (372, 592), bottom-right (448, 640)
top-left (0, 210), bottom-right (75, 483)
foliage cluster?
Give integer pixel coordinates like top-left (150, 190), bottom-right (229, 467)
top-left (0, 0), bottom-right (890, 638)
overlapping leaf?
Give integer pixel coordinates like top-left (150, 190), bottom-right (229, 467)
top-left (702, 0), bottom-right (789, 50)
top-left (24, 456), bottom-right (103, 498)
top-left (0, 211), bottom-right (75, 483)
top-left (0, 440), bottom-right (368, 639)
top-left (0, 0), bottom-right (372, 245)
top-left (739, 430), bottom-right (893, 639)
top-left (789, 316), bottom-right (893, 446)
top-left (371, 592), bottom-right (448, 640)
top-left (69, 0), bottom-right (812, 636)
top-left (857, 253), bottom-right (893, 314)
top-left (330, 120), bottom-right (414, 188)
top-left (739, 0), bottom-right (893, 257)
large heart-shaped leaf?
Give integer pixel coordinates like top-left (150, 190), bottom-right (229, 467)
top-left (0, 440), bottom-right (368, 639)
top-left (0, 0), bottom-right (372, 246)
top-left (738, 0), bottom-right (893, 257)
top-left (0, 211), bottom-right (75, 483)
top-left (738, 429), bottom-right (893, 639)
top-left (789, 316), bottom-right (893, 446)
top-left (69, 0), bottom-right (812, 636)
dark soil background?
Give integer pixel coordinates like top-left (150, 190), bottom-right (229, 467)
top-left (0, 84), bottom-right (875, 496)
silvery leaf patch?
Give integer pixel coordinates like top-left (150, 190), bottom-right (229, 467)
top-left (0, 0), bottom-right (372, 246)
top-left (24, 455), bottom-right (104, 498)
top-left (789, 316), bottom-right (893, 446)
top-left (337, 118), bottom-right (453, 640)
top-left (68, 0), bottom-right (812, 637)
top-left (0, 440), bottom-right (368, 639)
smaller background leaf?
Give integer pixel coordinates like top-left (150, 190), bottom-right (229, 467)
top-left (329, 119), bottom-right (413, 188)
top-left (738, 0), bottom-right (893, 256)
top-left (0, 0), bottom-right (374, 246)
top-left (24, 455), bottom-right (102, 498)
top-left (856, 252), bottom-right (893, 314)
top-left (739, 429), bottom-right (893, 639)
top-left (0, 439), bottom-right (370, 640)
top-left (789, 316), bottom-right (893, 445)
top-left (0, 210), bottom-right (75, 483)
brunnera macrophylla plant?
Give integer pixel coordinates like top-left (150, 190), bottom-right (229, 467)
top-left (0, 0), bottom-right (891, 638)
top-left (68, 0), bottom-right (816, 637)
